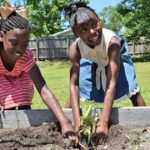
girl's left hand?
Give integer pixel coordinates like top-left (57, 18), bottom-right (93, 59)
top-left (95, 121), bottom-right (108, 145)
top-left (61, 122), bottom-right (79, 146)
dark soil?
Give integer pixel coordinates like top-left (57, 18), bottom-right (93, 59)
top-left (0, 122), bottom-right (149, 150)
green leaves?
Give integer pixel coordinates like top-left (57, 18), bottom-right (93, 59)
top-left (117, 0), bottom-right (150, 43)
top-left (99, 0), bottom-right (150, 43)
top-left (79, 105), bottom-right (99, 144)
top-left (99, 6), bottom-right (123, 33)
top-left (25, 0), bottom-right (71, 37)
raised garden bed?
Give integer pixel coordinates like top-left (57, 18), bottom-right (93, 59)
top-left (0, 107), bottom-right (150, 149)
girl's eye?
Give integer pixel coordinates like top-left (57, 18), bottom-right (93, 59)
top-left (93, 21), bottom-right (98, 27)
top-left (81, 28), bottom-right (86, 33)
top-left (11, 42), bottom-right (17, 46)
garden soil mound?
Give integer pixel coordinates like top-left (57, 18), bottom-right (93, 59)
top-left (0, 122), bottom-right (149, 150)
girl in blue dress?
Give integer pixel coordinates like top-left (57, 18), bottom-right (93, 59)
top-left (64, 1), bottom-right (146, 145)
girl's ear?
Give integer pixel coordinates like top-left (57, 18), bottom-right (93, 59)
top-left (0, 31), bottom-right (3, 42)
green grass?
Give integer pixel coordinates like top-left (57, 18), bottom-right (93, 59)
top-left (32, 56), bottom-right (150, 109)
top-left (32, 61), bottom-right (70, 109)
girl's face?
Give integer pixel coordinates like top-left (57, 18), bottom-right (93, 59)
top-left (1, 28), bottom-right (30, 62)
top-left (74, 11), bottom-right (102, 47)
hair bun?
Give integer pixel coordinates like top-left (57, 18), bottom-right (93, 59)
top-left (64, 1), bottom-right (87, 17)
top-left (71, 4), bottom-right (77, 12)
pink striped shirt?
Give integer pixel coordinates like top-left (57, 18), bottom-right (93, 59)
top-left (0, 49), bottom-right (35, 109)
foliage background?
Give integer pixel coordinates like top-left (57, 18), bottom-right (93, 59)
top-left (1, 0), bottom-right (149, 43)
top-left (99, 0), bottom-right (150, 43)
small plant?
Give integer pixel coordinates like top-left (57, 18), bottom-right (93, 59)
top-left (78, 105), bottom-right (99, 144)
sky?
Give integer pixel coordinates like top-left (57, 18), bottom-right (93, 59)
top-left (9, 0), bottom-right (121, 12)
top-left (89, 0), bottom-right (121, 13)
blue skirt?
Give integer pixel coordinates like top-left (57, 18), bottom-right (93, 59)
top-left (79, 34), bottom-right (138, 103)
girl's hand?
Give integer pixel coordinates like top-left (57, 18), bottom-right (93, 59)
top-left (61, 122), bottom-right (79, 146)
top-left (95, 121), bottom-right (108, 145)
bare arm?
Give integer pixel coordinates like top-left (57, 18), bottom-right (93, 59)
top-left (28, 64), bottom-right (79, 144)
top-left (69, 41), bottom-right (81, 132)
top-left (96, 36), bottom-right (121, 145)
top-left (100, 36), bottom-right (121, 124)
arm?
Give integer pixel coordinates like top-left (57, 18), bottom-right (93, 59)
top-left (68, 41), bottom-right (81, 132)
top-left (96, 36), bottom-right (121, 144)
top-left (100, 36), bottom-right (121, 125)
top-left (28, 64), bottom-right (79, 144)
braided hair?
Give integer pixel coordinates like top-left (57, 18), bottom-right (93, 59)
top-left (64, 1), bottom-right (99, 31)
top-left (0, 11), bottom-right (30, 34)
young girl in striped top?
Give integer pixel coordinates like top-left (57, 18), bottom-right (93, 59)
top-left (0, 1), bottom-right (78, 144)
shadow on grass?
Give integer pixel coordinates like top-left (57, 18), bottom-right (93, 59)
top-left (131, 54), bottom-right (150, 62)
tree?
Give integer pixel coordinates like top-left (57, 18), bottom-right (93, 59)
top-left (98, 0), bottom-right (150, 43)
top-left (117, 0), bottom-right (150, 43)
top-left (99, 6), bottom-right (123, 34)
top-left (25, 0), bottom-right (71, 37)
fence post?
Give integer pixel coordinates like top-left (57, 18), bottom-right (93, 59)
top-left (133, 43), bottom-right (135, 56)
top-left (36, 37), bottom-right (39, 61)
top-left (66, 36), bottom-right (69, 57)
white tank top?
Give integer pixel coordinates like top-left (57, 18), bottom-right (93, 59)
top-left (76, 28), bottom-right (116, 91)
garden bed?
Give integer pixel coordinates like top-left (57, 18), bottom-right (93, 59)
top-left (0, 122), bottom-right (150, 150)
top-left (0, 107), bottom-right (150, 149)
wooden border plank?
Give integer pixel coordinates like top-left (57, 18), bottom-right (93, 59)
top-left (0, 107), bottom-right (150, 128)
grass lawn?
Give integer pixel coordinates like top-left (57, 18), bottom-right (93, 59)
top-left (32, 55), bottom-right (150, 109)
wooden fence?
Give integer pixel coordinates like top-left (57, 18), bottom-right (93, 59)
top-left (28, 36), bottom-right (75, 60)
top-left (128, 42), bottom-right (150, 56)
top-left (28, 36), bottom-right (150, 60)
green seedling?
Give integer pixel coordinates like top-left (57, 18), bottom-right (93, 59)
top-left (78, 105), bottom-right (99, 144)
top-left (84, 126), bottom-right (91, 144)
top-left (92, 112), bottom-right (99, 134)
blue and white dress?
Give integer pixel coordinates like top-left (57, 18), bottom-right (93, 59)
top-left (77, 28), bottom-right (139, 103)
